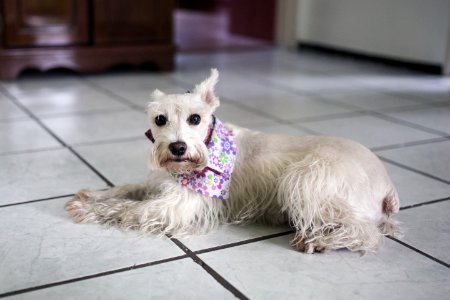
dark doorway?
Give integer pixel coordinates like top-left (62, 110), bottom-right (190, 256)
top-left (175, 0), bottom-right (275, 52)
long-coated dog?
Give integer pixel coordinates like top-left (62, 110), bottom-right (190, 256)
top-left (65, 69), bottom-right (400, 253)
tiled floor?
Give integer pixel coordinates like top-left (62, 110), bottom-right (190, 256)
top-left (0, 48), bottom-right (449, 300)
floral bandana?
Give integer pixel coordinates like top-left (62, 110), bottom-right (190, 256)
top-left (171, 117), bottom-right (237, 200)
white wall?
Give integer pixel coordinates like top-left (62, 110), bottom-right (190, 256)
top-left (296, 0), bottom-right (450, 65)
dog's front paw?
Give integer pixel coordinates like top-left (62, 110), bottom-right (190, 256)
top-left (65, 189), bottom-right (96, 223)
top-left (291, 236), bottom-right (329, 254)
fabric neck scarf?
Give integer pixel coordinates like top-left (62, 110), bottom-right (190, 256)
top-left (170, 117), bottom-right (237, 200)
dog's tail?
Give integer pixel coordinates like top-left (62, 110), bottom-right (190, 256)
top-left (379, 187), bottom-right (402, 238)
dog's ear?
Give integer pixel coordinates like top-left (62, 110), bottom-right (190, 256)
top-left (194, 68), bottom-right (219, 107)
top-left (150, 89), bottom-right (165, 99)
top-left (145, 90), bottom-right (164, 114)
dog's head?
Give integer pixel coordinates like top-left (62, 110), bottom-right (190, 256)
top-left (145, 69), bottom-right (220, 174)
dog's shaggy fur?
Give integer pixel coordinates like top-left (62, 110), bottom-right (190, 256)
top-left (65, 69), bottom-right (400, 254)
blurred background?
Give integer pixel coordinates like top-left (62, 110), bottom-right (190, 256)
top-left (0, 0), bottom-right (449, 77)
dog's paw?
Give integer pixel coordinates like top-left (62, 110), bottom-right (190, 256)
top-left (65, 189), bottom-right (95, 223)
top-left (291, 237), bottom-right (329, 254)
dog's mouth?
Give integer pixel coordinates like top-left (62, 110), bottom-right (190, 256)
top-left (165, 157), bottom-right (197, 164)
top-left (162, 156), bottom-right (202, 173)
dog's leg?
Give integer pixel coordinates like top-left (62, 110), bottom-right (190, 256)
top-left (65, 184), bottom-right (149, 227)
top-left (278, 154), bottom-right (387, 254)
top-left (65, 180), bottom-right (226, 236)
top-left (290, 220), bottom-right (382, 254)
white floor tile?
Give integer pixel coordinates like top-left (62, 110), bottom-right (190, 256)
top-left (14, 87), bottom-right (129, 117)
top-left (357, 75), bottom-right (450, 94)
top-left (0, 100), bottom-right (28, 121)
top-left (200, 237), bottom-right (450, 300)
top-left (74, 139), bottom-right (150, 186)
top-left (0, 119), bottom-right (61, 154)
top-left (88, 74), bottom-right (184, 107)
top-left (317, 90), bottom-right (426, 111)
top-left (390, 91), bottom-right (450, 104)
top-left (0, 198), bottom-right (184, 294)
top-left (215, 102), bottom-right (267, 126)
top-left (298, 114), bottom-right (439, 148)
top-left (42, 110), bottom-right (149, 145)
top-left (398, 201), bottom-right (450, 264)
top-left (386, 104), bottom-right (450, 135)
top-left (384, 162), bottom-right (450, 207)
top-left (246, 123), bottom-right (312, 136)
top-left (86, 72), bottom-right (177, 92)
top-left (239, 92), bottom-right (354, 121)
top-left (107, 87), bottom-right (181, 109)
top-left (0, 149), bottom-right (106, 205)
top-left (269, 71), bottom-right (373, 93)
top-left (8, 259), bottom-right (234, 300)
top-left (378, 141), bottom-right (450, 182)
top-left (181, 224), bottom-right (290, 251)
top-left (1, 76), bottom-right (87, 94)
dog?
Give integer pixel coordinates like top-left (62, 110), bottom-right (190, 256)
top-left (65, 69), bottom-right (400, 254)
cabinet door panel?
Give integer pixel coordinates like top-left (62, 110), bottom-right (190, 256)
top-left (93, 0), bottom-right (173, 45)
top-left (2, 0), bottom-right (89, 47)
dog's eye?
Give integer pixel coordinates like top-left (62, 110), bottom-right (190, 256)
top-left (155, 115), bottom-right (167, 126)
top-left (188, 114), bottom-right (201, 125)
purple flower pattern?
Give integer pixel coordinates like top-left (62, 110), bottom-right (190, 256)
top-left (170, 117), bottom-right (237, 200)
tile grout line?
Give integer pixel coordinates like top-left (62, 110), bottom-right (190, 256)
top-left (0, 135), bottom-right (146, 158)
top-left (170, 237), bottom-right (250, 300)
top-left (76, 76), bottom-right (144, 111)
top-left (387, 236), bottom-right (450, 269)
top-left (70, 135), bottom-right (144, 147)
top-left (371, 136), bottom-right (450, 152)
top-left (369, 87), bottom-right (450, 108)
top-left (0, 194), bottom-right (75, 209)
top-left (194, 230), bottom-right (295, 255)
top-left (0, 146), bottom-right (65, 157)
top-left (379, 156), bottom-right (450, 185)
top-left (0, 255), bottom-right (190, 299)
top-left (367, 111), bottom-right (450, 138)
top-left (33, 107), bottom-right (129, 119)
top-left (0, 86), bottom-right (115, 188)
top-left (0, 106), bottom-right (138, 123)
top-left (399, 196), bottom-right (450, 211)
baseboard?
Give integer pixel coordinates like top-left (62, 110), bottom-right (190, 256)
top-left (298, 42), bottom-right (443, 75)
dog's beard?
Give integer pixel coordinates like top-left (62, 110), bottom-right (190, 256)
top-left (150, 141), bottom-right (208, 174)
top-left (164, 160), bottom-right (199, 173)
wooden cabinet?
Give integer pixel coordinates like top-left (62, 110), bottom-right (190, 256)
top-left (3, 0), bottom-right (89, 47)
top-left (0, 0), bottom-right (175, 79)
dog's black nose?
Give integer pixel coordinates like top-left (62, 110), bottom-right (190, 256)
top-left (169, 141), bottom-right (187, 156)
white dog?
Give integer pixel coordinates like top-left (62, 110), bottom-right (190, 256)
top-left (65, 69), bottom-right (400, 253)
